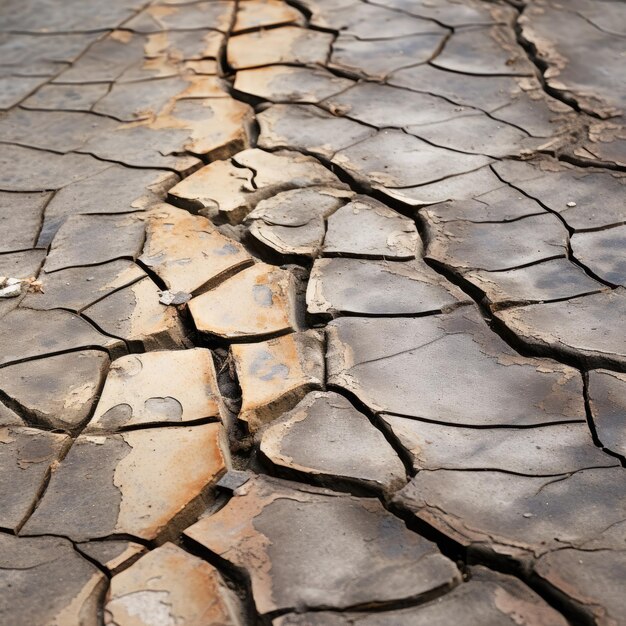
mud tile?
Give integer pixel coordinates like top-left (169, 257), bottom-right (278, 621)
top-left (234, 65), bottom-right (354, 103)
top-left (493, 160), bottom-right (626, 231)
top-left (0, 76), bottom-right (42, 109)
top-left (83, 276), bottom-right (187, 351)
top-left (570, 226), bottom-right (626, 287)
top-left (0, 402), bottom-right (23, 427)
top-left (144, 28), bottom-right (224, 61)
top-left (0, 534), bottom-right (106, 626)
top-left (185, 475), bottom-right (459, 614)
top-left (22, 83), bottom-right (110, 112)
top-left (587, 370), bottom-right (626, 458)
top-left (535, 547), bottom-right (626, 625)
top-left (0, 191), bottom-right (49, 253)
top-left (22, 423), bottom-right (230, 541)
top-left (44, 214), bottom-right (145, 273)
top-left (87, 349), bottom-right (222, 432)
top-left (228, 27), bottom-right (334, 69)
top-left (274, 566), bottom-right (568, 625)
top-left (246, 187), bottom-right (353, 258)
top-left (257, 104), bottom-right (376, 159)
top-left (465, 258), bottom-right (606, 307)
top-left (233, 330), bottom-right (324, 431)
top-left (169, 148), bottom-right (344, 224)
top-left (382, 415), bottom-right (616, 475)
top-left (326, 307), bottom-right (586, 426)
top-left (393, 467), bottom-right (626, 564)
top-left (323, 196), bottom-right (420, 259)
top-left (189, 263), bottom-right (298, 340)
top-left (0, 249), bottom-right (45, 282)
top-left (424, 212), bottom-right (569, 272)
top-left (0, 426), bottom-right (70, 531)
top-left (78, 540), bottom-right (146, 575)
top-left (330, 33), bottom-right (446, 80)
top-left (126, 1), bottom-right (235, 32)
top-left (260, 391), bottom-right (406, 494)
top-left (140, 204), bottom-right (253, 295)
top-left (332, 130), bottom-right (491, 189)
top-left (0, 308), bottom-right (124, 367)
top-left (0, 351), bottom-right (109, 431)
top-left (495, 290), bottom-right (626, 369)
top-left (22, 260), bottom-right (146, 312)
top-left (308, 257), bottom-right (469, 316)
top-left (105, 543), bottom-right (243, 625)
top-left (235, 0), bottom-right (303, 32)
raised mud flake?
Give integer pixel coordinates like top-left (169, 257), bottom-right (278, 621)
top-left (234, 0), bottom-right (303, 32)
top-left (233, 330), bottom-right (324, 432)
top-left (189, 263), bottom-right (299, 340)
top-left (307, 257), bottom-right (469, 317)
top-left (78, 540), bottom-right (146, 575)
top-left (125, 1), bottom-right (235, 33)
top-left (571, 226), bottom-right (626, 287)
top-left (227, 26), bottom-right (334, 70)
top-left (87, 349), bottom-right (222, 433)
top-left (0, 308), bottom-right (124, 367)
top-left (246, 187), bottom-right (353, 259)
top-left (493, 160), bottom-right (626, 232)
top-left (323, 196), bottom-right (420, 259)
top-left (0, 351), bottom-right (109, 431)
top-left (22, 423), bottom-right (230, 542)
top-left (105, 542), bottom-right (243, 626)
top-left (260, 391), bottom-right (406, 495)
top-left (185, 475), bottom-right (459, 615)
top-left (330, 33), bottom-right (447, 80)
top-left (0, 534), bottom-right (106, 626)
top-left (274, 566), bottom-right (569, 625)
top-left (44, 214), bottom-right (145, 274)
top-left (464, 258), bottom-right (606, 308)
top-left (140, 204), bottom-right (253, 295)
top-left (326, 307), bottom-right (586, 426)
top-left (423, 211), bottom-right (569, 273)
top-left (535, 547), bottom-right (626, 626)
top-left (257, 104), bottom-right (376, 159)
top-left (495, 289), bottom-right (626, 370)
top-left (0, 426), bottom-right (71, 531)
top-left (0, 401), bottom-right (23, 427)
top-left (382, 415), bottom-right (616, 475)
top-left (588, 370), bottom-right (626, 458)
top-left (332, 130), bottom-right (491, 189)
top-left (82, 276), bottom-right (187, 351)
top-left (0, 191), bottom-right (50, 253)
top-left (234, 65), bottom-right (354, 104)
top-left (393, 466), bottom-right (626, 564)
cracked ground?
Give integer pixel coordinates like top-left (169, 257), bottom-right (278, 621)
top-left (0, 0), bottom-right (625, 624)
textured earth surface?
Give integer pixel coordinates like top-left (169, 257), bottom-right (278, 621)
top-left (0, 0), bottom-right (625, 625)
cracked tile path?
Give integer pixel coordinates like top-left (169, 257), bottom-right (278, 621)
top-left (0, 0), bottom-right (625, 624)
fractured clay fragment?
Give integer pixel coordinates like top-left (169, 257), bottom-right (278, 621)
top-left (232, 330), bottom-right (324, 431)
top-left (260, 391), bottom-right (406, 495)
top-left (0, 351), bottom-right (109, 431)
top-left (234, 0), bottom-right (302, 32)
top-left (189, 263), bottom-right (299, 339)
top-left (323, 196), bottom-right (420, 259)
top-left (326, 306), bottom-right (586, 426)
top-left (588, 369), bottom-right (626, 458)
top-left (125, 1), bottom-right (235, 33)
top-left (87, 349), bottom-right (222, 432)
top-left (571, 225), bottom-right (626, 287)
top-left (104, 543), bottom-right (243, 626)
top-left (0, 534), bottom-right (106, 626)
top-left (0, 426), bottom-right (71, 531)
top-left (22, 423), bottom-right (230, 542)
top-left (307, 257), bottom-right (469, 317)
top-left (0, 191), bottom-right (50, 253)
top-left (185, 474), bottom-right (460, 615)
top-left (140, 204), bottom-right (253, 295)
top-left (78, 540), bottom-right (146, 575)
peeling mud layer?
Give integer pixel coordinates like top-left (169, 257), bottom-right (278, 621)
top-left (0, 0), bottom-right (625, 625)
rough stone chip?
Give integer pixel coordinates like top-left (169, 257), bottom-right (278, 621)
top-left (323, 196), bottom-right (420, 259)
top-left (87, 349), bottom-right (222, 432)
top-left (571, 225), bottom-right (626, 287)
top-left (140, 204), bottom-right (253, 295)
top-left (588, 369), bottom-right (626, 458)
top-left (185, 475), bottom-right (459, 615)
top-left (22, 423), bottom-right (230, 542)
top-left (326, 307), bottom-right (585, 426)
top-left (189, 263), bottom-right (299, 339)
top-left (105, 543), bottom-right (243, 626)
top-left (232, 330), bottom-right (324, 431)
top-left (260, 391), bottom-right (406, 494)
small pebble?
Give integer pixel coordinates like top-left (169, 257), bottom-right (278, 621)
top-left (566, 201), bottom-right (577, 207)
